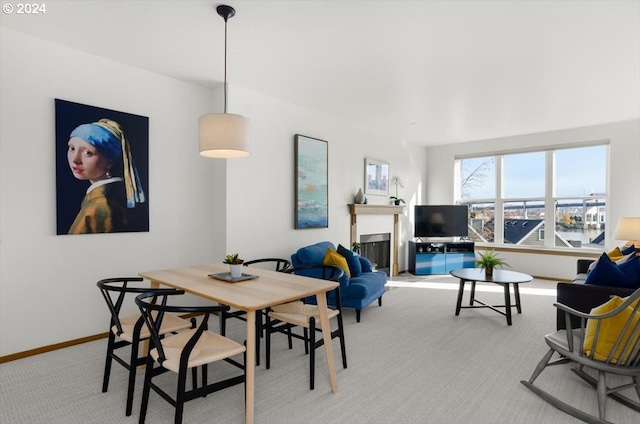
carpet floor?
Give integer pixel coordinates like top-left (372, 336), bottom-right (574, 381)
top-left (1, 275), bottom-right (638, 423)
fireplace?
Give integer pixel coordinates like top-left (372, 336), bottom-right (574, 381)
top-left (360, 233), bottom-right (391, 276)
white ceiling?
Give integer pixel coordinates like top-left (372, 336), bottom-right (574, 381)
top-left (2, 0), bottom-right (639, 146)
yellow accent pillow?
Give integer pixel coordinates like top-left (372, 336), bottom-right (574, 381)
top-left (606, 247), bottom-right (623, 261)
top-left (583, 295), bottom-right (640, 363)
top-left (323, 248), bottom-right (351, 278)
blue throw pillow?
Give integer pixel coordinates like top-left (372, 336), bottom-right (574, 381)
top-left (359, 256), bottom-right (374, 273)
top-left (621, 244), bottom-right (637, 255)
top-left (584, 253), bottom-right (635, 288)
top-left (618, 254), bottom-right (640, 287)
top-left (337, 244), bottom-right (362, 277)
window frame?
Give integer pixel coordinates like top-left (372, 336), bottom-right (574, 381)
top-left (455, 141), bottom-right (609, 252)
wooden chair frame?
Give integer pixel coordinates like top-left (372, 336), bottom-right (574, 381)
top-left (521, 288), bottom-right (640, 424)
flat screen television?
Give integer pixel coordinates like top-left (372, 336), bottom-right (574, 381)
top-left (414, 205), bottom-right (469, 238)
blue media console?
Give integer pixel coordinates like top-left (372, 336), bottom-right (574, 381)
top-left (408, 241), bottom-right (475, 275)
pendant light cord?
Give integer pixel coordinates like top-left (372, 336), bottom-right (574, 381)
top-left (223, 15), bottom-right (228, 113)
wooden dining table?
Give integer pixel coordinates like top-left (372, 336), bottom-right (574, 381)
top-left (139, 263), bottom-right (339, 424)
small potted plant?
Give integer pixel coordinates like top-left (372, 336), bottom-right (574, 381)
top-left (352, 241), bottom-right (361, 254)
top-left (389, 196), bottom-right (405, 205)
top-left (224, 253), bottom-right (245, 278)
top-left (475, 249), bottom-right (508, 277)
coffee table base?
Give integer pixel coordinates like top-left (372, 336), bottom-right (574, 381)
top-left (455, 279), bottom-right (522, 325)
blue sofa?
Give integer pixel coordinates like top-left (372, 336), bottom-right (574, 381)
top-left (291, 241), bottom-right (387, 322)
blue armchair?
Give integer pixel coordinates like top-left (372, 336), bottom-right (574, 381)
top-left (291, 241), bottom-right (387, 322)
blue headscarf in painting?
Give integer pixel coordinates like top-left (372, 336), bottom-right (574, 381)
top-left (70, 123), bottom-right (122, 164)
top-left (69, 119), bottom-right (146, 208)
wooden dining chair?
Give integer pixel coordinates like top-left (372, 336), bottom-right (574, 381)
top-left (219, 258), bottom-right (292, 366)
top-left (96, 277), bottom-right (195, 416)
top-left (135, 290), bottom-right (246, 424)
top-left (265, 264), bottom-right (347, 389)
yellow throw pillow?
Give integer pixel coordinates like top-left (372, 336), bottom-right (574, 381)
top-left (583, 295), bottom-right (640, 363)
top-left (322, 248), bottom-right (351, 278)
top-left (606, 246), bottom-right (623, 261)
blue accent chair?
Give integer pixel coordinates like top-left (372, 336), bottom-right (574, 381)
top-left (291, 241), bottom-right (387, 322)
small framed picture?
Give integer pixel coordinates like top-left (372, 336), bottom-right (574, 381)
top-left (364, 158), bottom-right (389, 196)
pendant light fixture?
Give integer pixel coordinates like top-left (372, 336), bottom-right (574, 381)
top-left (199, 4), bottom-right (251, 158)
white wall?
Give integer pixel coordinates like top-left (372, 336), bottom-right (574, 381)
top-left (0, 28), bottom-right (222, 356)
top-left (425, 120), bottom-right (640, 280)
top-left (224, 84), bottom-right (426, 267)
top-left (0, 29), bottom-right (427, 356)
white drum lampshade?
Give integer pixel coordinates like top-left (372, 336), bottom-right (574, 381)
top-left (612, 217), bottom-right (640, 247)
top-left (199, 113), bottom-right (251, 158)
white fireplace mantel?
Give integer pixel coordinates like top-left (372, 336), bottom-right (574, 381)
top-left (348, 204), bottom-right (405, 276)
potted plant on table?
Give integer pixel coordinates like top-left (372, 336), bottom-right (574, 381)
top-left (475, 249), bottom-right (508, 277)
top-left (224, 253), bottom-right (245, 278)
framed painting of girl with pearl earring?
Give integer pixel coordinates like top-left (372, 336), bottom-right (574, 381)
top-left (55, 99), bottom-right (149, 235)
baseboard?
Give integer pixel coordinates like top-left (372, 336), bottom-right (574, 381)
top-left (0, 332), bottom-right (108, 364)
top-left (0, 312), bottom-right (203, 364)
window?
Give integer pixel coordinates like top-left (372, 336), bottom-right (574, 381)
top-left (457, 144), bottom-right (608, 250)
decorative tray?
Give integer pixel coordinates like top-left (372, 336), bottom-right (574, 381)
top-left (208, 272), bottom-right (259, 283)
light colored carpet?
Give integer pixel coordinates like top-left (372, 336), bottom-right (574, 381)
top-left (1, 275), bottom-right (638, 423)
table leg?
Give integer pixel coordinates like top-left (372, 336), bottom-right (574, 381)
top-left (315, 293), bottom-right (338, 393)
top-left (245, 310), bottom-right (256, 424)
top-left (503, 284), bottom-right (512, 326)
top-left (455, 279), bottom-right (465, 316)
top-left (469, 280), bottom-right (476, 305)
top-left (513, 283), bottom-right (522, 314)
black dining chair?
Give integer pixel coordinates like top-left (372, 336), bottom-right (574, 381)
top-left (96, 277), bottom-right (195, 416)
top-left (136, 290), bottom-right (246, 424)
top-left (265, 264), bottom-right (347, 389)
top-left (219, 258), bottom-right (292, 365)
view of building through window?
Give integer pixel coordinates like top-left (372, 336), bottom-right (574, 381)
top-left (457, 144), bottom-right (607, 249)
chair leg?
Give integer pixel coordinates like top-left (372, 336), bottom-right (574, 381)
top-left (102, 331), bottom-right (116, 393)
top-left (303, 328), bottom-right (309, 354)
top-left (526, 348), bottom-right (555, 384)
top-left (596, 371), bottom-right (607, 421)
top-left (220, 310), bottom-right (227, 336)
top-left (175, 369), bottom-right (187, 424)
top-left (139, 355), bottom-right (154, 424)
top-left (309, 317), bottom-right (316, 390)
top-left (265, 314), bottom-right (272, 370)
top-left (356, 309), bottom-right (361, 322)
top-left (255, 311), bottom-right (261, 367)
top-left (202, 364), bottom-right (208, 397)
top-left (337, 313), bottom-right (347, 369)
top-left (378, 296), bottom-right (382, 306)
top-left (126, 338), bottom-right (140, 416)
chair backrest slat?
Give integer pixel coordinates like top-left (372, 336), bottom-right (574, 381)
top-left (97, 277), bottom-right (145, 336)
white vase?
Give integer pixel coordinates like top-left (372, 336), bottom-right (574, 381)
top-left (230, 264), bottom-right (243, 278)
top-left (354, 188), bottom-right (365, 204)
